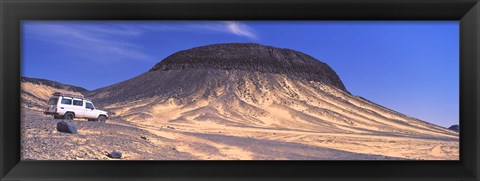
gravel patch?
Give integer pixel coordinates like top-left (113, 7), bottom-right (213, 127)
top-left (21, 109), bottom-right (194, 160)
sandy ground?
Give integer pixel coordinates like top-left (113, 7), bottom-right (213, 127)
top-left (120, 118), bottom-right (458, 160)
top-left (21, 74), bottom-right (459, 160)
top-left (21, 108), bottom-right (457, 160)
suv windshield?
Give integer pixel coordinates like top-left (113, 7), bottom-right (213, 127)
top-left (47, 97), bottom-right (59, 105)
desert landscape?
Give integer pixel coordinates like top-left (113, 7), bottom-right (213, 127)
top-left (21, 43), bottom-right (459, 160)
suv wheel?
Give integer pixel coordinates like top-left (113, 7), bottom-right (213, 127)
top-left (97, 115), bottom-right (107, 122)
top-left (64, 113), bottom-right (74, 120)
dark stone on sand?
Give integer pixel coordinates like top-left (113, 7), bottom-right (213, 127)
top-left (56, 121), bottom-right (77, 134)
top-left (107, 150), bottom-right (122, 159)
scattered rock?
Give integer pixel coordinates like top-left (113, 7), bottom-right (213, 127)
top-left (140, 136), bottom-right (147, 140)
top-left (107, 150), bottom-right (122, 159)
top-left (166, 126), bottom-right (175, 130)
top-left (448, 125), bottom-right (459, 132)
top-left (56, 121), bottom-right (77, 134)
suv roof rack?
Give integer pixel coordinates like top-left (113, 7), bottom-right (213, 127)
top-left (52, 92), bottom-right (88, 100)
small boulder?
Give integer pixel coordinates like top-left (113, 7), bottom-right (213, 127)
top-left (107, 150), bottom-right (122, 159)
top-left (140, 136), bottom-right (147, 140)
top-left (448, 125), bottom-right (460, 132)
top-left (56, 121), bottom-right (77, 134)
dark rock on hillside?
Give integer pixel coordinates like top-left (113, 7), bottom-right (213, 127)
top-left (448, 125), bottom-right (459, 132)
top-left (149, 43), bottom-right (347, 92)
top-left (22, 76), bottom-right (89, 93)
top-left (56, 121), bottom-right (77, 134)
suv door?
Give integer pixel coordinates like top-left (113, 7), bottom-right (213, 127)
top-left (84, 102), bottom-right (97, 119)
top-left (72, 99), bottom-right (85, 118)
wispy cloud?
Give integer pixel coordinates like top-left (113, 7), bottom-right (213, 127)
top-left (130, 21), bottom-right (258, 39)
top-left (24, 22), bottom-right (153, 63)
top-left (23, 21), bottom-right (258, 63)
top-left (225, 21), bottom-right (257, 39)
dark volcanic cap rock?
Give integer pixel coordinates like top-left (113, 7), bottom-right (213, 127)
top-left (149, 43), bottom-right (348, 92)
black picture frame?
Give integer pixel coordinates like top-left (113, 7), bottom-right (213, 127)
top-left (1, 0), bottom-right (479, 180)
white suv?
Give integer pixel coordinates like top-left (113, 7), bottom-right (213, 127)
top-left (44, 92), bottom-right (108, 122)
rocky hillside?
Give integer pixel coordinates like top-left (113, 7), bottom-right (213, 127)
top-left (149, 43), bottom-right (347, 92)
top-left (87, 43), bottom-right (457, 139)
top-left (22, 77), bottom-right (88, 93)
top-left (21, 76), bottom-right (87, 111)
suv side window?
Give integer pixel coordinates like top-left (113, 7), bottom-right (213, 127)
top-left (47, 97), bottom-right (59, 105)
top-left (86, 103), bottom-right (94, 110)
top-left (61, 97), bottom-right (72, 105)
top-left (73, 100), bottom-right (83, 106)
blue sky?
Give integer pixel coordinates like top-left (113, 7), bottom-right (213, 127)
top-left (22, 21), bottom-right (459, 127)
